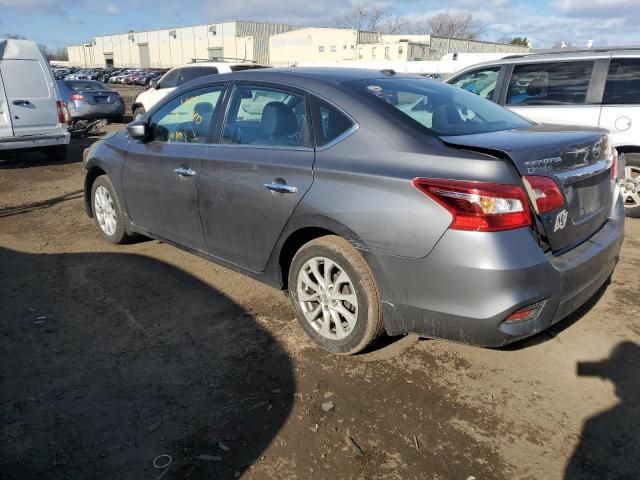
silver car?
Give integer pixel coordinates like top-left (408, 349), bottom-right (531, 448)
top-left (83, 68), bottom-right (624, 355)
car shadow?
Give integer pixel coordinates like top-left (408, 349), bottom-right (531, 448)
top-left (0, 247), bottom-right (294, 479)
top-left (565, 341), bottom-right (640, 479)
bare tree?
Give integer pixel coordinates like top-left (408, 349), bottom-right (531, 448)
top-left (335, 3), bottom-right (411, 33)
top-left (424, 11), bottom-right (483, 40)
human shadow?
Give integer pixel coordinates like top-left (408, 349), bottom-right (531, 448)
top-left (565, 341), bottom-right (640, 479)
top-left (0, 247), bottom-right (294, 479)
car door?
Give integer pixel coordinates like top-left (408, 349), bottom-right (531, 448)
top-left (598, 56), bottom-right (640, 148)
top-left (122, 84), bottom-right (226, 251)
top-left (198, 82), bottom-right (315, 272)
top-left (502, 60), bottom-right (602, 127)
top-left (0, 58), bottom-right (60, 137)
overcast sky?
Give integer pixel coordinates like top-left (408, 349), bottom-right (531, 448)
top-left (2, 0), bottom-right (640, 50)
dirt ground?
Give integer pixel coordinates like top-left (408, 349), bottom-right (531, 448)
top-left (1, 101), bottom-right (639, 479)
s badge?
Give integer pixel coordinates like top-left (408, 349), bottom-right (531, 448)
top-left (554, 209), bottom-right (568, 232)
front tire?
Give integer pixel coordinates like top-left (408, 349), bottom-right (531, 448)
top-left (622, 153), bottom-right (640, 218)
top-left (90, 175), bottom-right (131, 244)
top-left (288, 235), bottom-right (384, 355)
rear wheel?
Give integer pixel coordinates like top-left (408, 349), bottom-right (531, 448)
top-left (622, 153), bottom-right (640, 218)
top-left (288, 235), bottom-right (384, 355)
top-left (90, 175), bottom-right (131, 244)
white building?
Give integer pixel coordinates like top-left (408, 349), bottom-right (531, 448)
top-left (67, 21), bottom-right (301, 68)
top-left (67, 22), bottom-right (529, 69)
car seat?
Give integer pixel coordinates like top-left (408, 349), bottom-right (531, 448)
top-left (255, 102), bottom-right (299, 146)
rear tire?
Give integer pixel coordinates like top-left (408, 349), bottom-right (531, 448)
top-left (622, 153), bottom-right (640, 218)
top-left (133, 107), bottom-right (145, 121)
top-left (45, 144), bottom-right (67, 162)
top-left (90, 175), bottom-right (131, 244)
top-left (288, 235), bottom-right (384, 355)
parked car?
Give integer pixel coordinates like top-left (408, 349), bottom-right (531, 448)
top-left (0, 38), bottom-right (69, 160)
top-left (57, 80), bottom-right (124, 131)
top-left (447, 49), bottom-right (640, 217)
top-left (83, 68), bottom-right (624, 355)
top-left (131, 62), bottom-right (267, 119)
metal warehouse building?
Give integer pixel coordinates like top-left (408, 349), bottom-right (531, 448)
top-left (67, 21), bottom-right (529, 68)
top-left (67, 21), bottom-right (300, 68)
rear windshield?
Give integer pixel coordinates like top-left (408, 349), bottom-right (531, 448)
top-left (348, 77), bottom-right (531, 136)
top-left (65, 80), bottom-right (111, 91)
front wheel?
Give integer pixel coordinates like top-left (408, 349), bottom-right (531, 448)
top-left (622, 153), bottom-right (640, 218)
top-left (90, 175), bottom-right (131, 244)
top-left (288, 235), bottom-right (384, 355)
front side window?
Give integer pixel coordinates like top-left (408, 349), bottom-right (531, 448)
top-left (604, 58), bottom-right (640, 105)
top-left (348, 78), bottom-right (531, 136)
top-left (450, 66), bottom-right (500, 100)
top-left (177, 67), bottom-right (219, 86)
top-left (149, 86), bottom-right (224, 144)
top-left (310, 96), bottom-right (355, 147)
top-left (158, 68), bottom-right (180, 89)
top-left (222, 85), bottom-right (310, 147)
top-left (506, 61), bottom-right (595, 105)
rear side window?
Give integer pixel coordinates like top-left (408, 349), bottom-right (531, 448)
top-left (450, 66), bottom-right (500, 99)
top-left (604, 58), bottom-right (640, 104)
top-left (506, 61), bottom-right (594, 105)
top-left (1, 60), bottom-right (50, 99)
top-left (230, 65), bottom-right (268, 72)
top-left (310, 97), bottom-right (355, 147)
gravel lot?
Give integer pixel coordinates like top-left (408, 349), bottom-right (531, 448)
top-left (1, 92), bottom-right (639, 479)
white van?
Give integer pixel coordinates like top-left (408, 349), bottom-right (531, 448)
top-left (0, 39), bottom-right (70, 160)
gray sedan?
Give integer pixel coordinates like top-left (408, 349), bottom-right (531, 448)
top-left (83, 68), bottom-right (624, 354)
top-left (57, 80), bottom-right (124, 127)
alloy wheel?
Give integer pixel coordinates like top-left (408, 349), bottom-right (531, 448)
top-left (297, 256), bottom-right (358, 340)
top-left (94, 185), bottom-right (117, 236)
top-left (622, 165), bottom-right (640, 208)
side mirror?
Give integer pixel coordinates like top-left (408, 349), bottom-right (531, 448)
top-left (150, 79), bottom-right (159, 89)
top-left (127, 120), bottom-right (148, 141)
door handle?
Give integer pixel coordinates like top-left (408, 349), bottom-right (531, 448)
top-left (174, 167), bottom-right (196, 177)
top-left (264, 182), bottom-right (298, 194)
top-left (12, 100), bottom-right (30, 106)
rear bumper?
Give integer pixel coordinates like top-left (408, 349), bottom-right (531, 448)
top-left (67, 102), bottom-right (124, 120)
top-left (0, 132), bottom-right (70, 151)
top-left (371, 195), bottom-right (625, 347)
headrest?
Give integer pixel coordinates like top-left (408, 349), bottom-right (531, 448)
top-left (261, 102), bottom-right (297, 137)
top-left (193, 102), bottom-right (214, 116)
top-left (432, 105), bottom-right (463, 131)
top-left (526, 79), bottom-right (545, 97)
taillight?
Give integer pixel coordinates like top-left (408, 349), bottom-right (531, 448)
top-left (611, 147), bottom-right (619, 181)
top-left (70, 94), bottom-right (84, 101)
top-left (412, 178), bottom-right (532, 232)
top-left (523, 176), bottom-right (565, 214)
top-left (55, 100), bottom-right (67, 124)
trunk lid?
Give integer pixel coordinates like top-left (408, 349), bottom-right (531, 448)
top-left (441, 124), bottom-right (615, 252)
top-left (80, 89), bottom-right (118, 105)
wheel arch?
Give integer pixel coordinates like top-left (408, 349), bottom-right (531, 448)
top-left (84, 166), bottom-right (106, 217)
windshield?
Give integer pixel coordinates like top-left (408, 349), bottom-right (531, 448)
top-left (65, 80), bottom-right (111, 91)
top-left (348, 77), bottom-right (531, 136)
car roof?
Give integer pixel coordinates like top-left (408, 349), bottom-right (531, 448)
top-left (452, 47), bottom-right (640, 75)
top-left (185, 67), bottom-right (417, 90)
